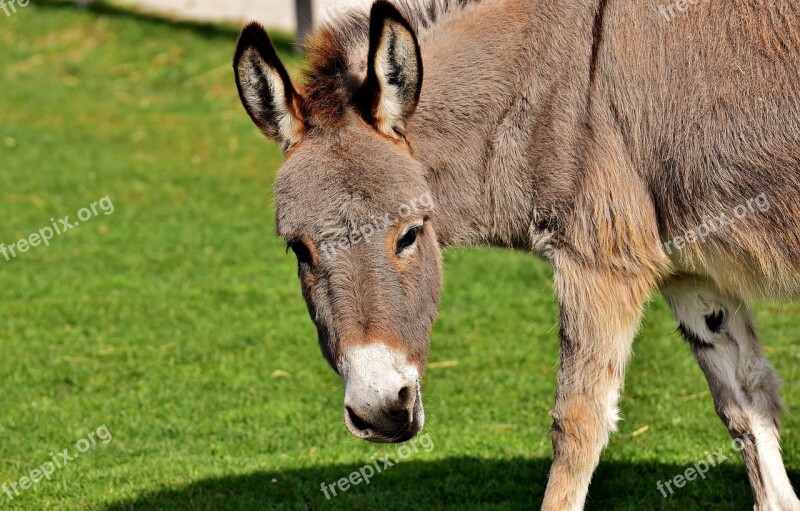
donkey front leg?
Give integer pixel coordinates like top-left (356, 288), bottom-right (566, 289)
top-left (541, 254), bottom-right (651, 511)
top-left (663, 280), bottom-right (800, 511)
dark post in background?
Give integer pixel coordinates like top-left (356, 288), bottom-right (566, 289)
top-left (295, 0), bottom-right (313, 49)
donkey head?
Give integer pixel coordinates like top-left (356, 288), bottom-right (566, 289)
top-left (234, 2), bottom-right (441, 442)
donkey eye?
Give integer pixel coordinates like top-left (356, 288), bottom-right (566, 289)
top-left (396, 225), bottom-right (422, 256)
top-left (288, 241), bottom-right (313, 268)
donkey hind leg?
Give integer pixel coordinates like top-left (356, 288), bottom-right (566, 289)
top-left (663, 281), bottom-right (799, 510)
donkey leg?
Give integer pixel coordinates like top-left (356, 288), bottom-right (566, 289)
top-left (663, 280), bottom-right (800, 510)
top-left (541, 256), bottom-right (651, 511)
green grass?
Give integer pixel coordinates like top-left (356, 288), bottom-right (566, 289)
top-left (2, 2), bottom-right (800, 510)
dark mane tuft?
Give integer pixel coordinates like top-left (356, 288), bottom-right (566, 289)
top-left (300, 0), bottom-right (484, 129)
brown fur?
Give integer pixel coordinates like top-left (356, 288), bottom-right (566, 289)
top-left (233, 0), bottom-right (800, 508)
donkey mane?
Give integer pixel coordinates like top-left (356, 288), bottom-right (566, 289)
top-left (301, 0), bottom-right (484, 128)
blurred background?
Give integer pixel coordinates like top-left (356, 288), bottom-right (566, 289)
top-left (109, 0), bottom-right (372, 41)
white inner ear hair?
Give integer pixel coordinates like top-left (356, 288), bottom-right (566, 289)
top-left (374, 23), bottom-right (418, 137)
top-left (241, 48), bottom-right (303, 149)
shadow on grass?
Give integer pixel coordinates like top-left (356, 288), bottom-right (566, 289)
top-left (104, 456), bottom-right (778, 511)
top-left (33, 0), bottom-right (296, 55)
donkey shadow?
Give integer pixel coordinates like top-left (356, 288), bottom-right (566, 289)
top-left (104, 456), bottom-right (784, 510)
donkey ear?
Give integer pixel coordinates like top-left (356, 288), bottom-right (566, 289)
top-left (358, 1), bottom-right (423, 139)
top-left (234, 23), bottom-right (305, 151)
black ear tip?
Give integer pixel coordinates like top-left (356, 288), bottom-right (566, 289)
top-left (237, 21), bottom-right (275, 55)
top-left (243, 21), bottom-right (267, 35)
top-left (370, 0), bottom-right (409, 25)
top-left (239, 21), bottom-right (269, 45)
top-left (235, 21), bottom-right (278, 64)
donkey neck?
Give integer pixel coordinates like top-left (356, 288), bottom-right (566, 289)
top-left (409, 0), bottom-right (602, 250)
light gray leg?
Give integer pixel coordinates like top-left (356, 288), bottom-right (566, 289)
top-left (663, 279), bottom-right (799, 511)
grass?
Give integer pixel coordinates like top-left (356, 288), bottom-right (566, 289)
top-left (1, 2), bottom-right (800, 510)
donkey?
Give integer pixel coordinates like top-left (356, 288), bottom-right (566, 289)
top-left (233, 0), bottom-right (800, 508)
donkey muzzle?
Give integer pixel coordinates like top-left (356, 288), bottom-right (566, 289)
top-left (340, 344), bottom-right (425, 443)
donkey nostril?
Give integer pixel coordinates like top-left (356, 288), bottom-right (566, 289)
top-left (388, 386), bottom-right (414, 418)
top-left (346, 406), bottom-right (375, 432)
top-left (398, 385), bottom-right (412, 405)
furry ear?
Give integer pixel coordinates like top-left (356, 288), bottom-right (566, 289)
top-left (357, 1), bottom-right (423, 139)
top-left (234, 23), bottom-right (304, 151)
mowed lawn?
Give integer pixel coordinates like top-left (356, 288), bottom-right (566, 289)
top-left (2, 2), bottom-right (800, 510)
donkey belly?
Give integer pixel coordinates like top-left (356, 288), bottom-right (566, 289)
top-left (652, 80), bottom-right (800, 299)
top-left (652, 115), bottom-right (800, 299)
top-left (656, 170), bottom-right (800, 300)
top-left (607, 1), bottom-right (800, 299)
